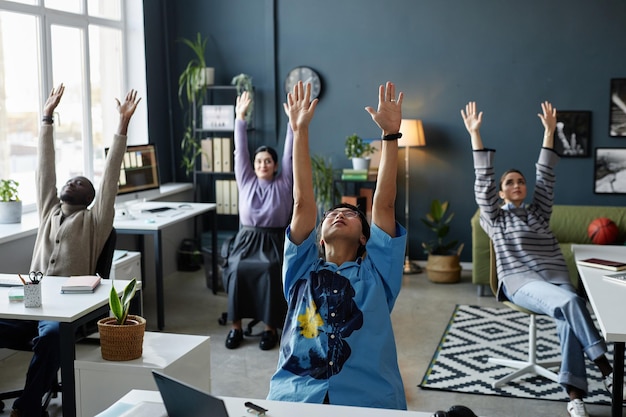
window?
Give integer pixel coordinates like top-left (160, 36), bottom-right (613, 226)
top-left (0, 0), bottom-right (146, 211)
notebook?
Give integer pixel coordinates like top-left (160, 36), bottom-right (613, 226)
top-left (152, 370), bottom-right (230, 417)
top-left (60, 275), bottom-right (101, 293)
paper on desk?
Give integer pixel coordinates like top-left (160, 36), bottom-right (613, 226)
top-left (96, 401), bottom-right (166, 417)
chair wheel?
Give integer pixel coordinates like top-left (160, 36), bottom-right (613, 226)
top-left (0, 400), bottom-right (5, 412)
top-left (218, 312), bottom-right (227, 325)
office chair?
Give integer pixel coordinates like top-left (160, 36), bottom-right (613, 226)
top-left (487, 240), bottom-right (561, 388)
top-left (0, 228), bottom-right (118, 415)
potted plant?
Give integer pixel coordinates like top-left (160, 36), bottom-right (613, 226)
top-left (311, 155), bottom-right (341, 220)
top-left (231, 73), bottom-right (254, 125)
top-left (0, 179), bottom-right (22, 224)
top-left (97, 278), bottom-right (146, 361)
top-left (345, 133), bottom-right (377, 170)
top-left (421, 199), bottom-right (464, 283)
top-left (178, 32), bottom-right (214, 178)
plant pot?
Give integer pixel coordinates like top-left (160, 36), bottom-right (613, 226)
top-left (351, 157), bottom-right (370, 171)
top-left (0, 201), bottom-right (22, 224)
top-left (97, 315), bottom-right (146, 361)
top-left (426, 254), bottom-right (461, 283)
top-left (196, 67), bottom-right (215, 88)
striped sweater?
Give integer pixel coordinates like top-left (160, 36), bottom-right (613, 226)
top-left (473, 148), bottom-right (570, 301)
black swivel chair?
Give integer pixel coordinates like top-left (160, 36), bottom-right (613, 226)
top-left (0, 228), bottom-right (118, 415)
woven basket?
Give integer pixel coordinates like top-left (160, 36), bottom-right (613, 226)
top-left (97, 315), bottom-right (146, 361)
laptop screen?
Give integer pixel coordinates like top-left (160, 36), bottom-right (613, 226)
top-left (152, 370), bottom-right (229, 417)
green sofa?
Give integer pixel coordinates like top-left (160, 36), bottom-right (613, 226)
top-left (471, 205), bottom-right (626, 295)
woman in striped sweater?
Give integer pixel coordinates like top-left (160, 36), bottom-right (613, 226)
top-left (461, 101), bottom-right (619, 417)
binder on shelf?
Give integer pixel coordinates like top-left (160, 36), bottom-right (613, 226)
top-left (212, 137), bottom-right (223, 172)
top-left (221, 137), bottom-right (233, 173)
top-left (229, 180), bottom-right (239, 215)
top-left (215, 180), bottom-right (225, 214)
top-left (222, 178), bottom-right (231, 214)
top-left (200, 138), bottom-right (213, 172)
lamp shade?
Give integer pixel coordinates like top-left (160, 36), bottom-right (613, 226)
top-left (398, 119), bottom-right (426, 148)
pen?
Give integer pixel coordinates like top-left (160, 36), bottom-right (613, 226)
top-left (17, 274), bottom-right (27, 285)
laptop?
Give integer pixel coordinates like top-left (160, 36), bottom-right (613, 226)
top-left (152, 370), bottom-right (229, 417)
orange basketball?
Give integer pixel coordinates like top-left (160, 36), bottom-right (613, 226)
top-left (588, 217), bottom-right (620, 245)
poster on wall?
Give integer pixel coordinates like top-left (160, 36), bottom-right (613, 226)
top-left (554, 111), bottom-right (591, 157)
top-left (594, 147), bottom-right (626, 194)
top-left (609, 79), bottom-right (626, 137)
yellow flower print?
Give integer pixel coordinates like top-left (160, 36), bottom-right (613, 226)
top-left (298, 300), bottom-right (323, 339)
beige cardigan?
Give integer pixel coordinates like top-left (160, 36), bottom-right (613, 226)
top-left (30, 124), bottom-right (126, 276)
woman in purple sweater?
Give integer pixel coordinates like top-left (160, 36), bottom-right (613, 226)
top-left (223, 91), bottom-right (293, 350)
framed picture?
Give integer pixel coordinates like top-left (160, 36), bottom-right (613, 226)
top-left (594, 147), bottom-right (626, 194)
top-left (554, 111), bottom-right (591, 157)
top-left (609, 78), bottom-right (626, 137)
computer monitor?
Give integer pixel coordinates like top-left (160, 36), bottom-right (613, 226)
top-left (106, 143), bottom-right (162, 204)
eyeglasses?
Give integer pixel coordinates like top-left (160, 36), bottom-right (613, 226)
top-left (323, 209), bottom-right (360, 220)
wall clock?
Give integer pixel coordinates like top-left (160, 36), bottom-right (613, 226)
top-left (284, 66), bottom-right (322, 100)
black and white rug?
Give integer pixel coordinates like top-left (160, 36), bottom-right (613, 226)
top-left (419, 304), bottom-right (614, 405)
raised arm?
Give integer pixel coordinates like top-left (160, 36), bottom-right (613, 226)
top-left (115, 89), bottom-right (141, 136)
top-left (288, 81), bottom-right (319, 245)
top-left (460, 101), bottom-right (484, 150)
top-left (364, 81), bottom-right (402, 237)
top-left (538, 101), bottom-right (556, 149)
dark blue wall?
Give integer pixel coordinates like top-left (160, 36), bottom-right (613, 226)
top-left (144, 0), bottom-right (626, 262)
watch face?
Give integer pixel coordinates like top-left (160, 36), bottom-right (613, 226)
top-left (284, 66), bottom-right (322, 99)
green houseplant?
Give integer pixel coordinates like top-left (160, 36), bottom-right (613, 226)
top-left (345, 134), bottom-right (377, 171)
top-left (231, 73), bottom-right (254, 125)
top-left (178, 32), bottom-right (214, 178)
top-left (0, 179), bottom-right (22, 224)
top-left (311, 155), bottom-right (341, 220)
top-left (97, 278), bottom-right (146, 360)
top-left (421, 199), bottom-right (464, 283)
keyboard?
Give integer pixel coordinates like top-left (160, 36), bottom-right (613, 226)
top-left (0, 275), bottom-right (25, 287)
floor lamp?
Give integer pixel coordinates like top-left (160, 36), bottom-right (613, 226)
top-left (399, 119), bottom-right (426, 274)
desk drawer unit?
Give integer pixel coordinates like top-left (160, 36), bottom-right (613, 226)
top-left (74, 332), bottom-right (210, 417)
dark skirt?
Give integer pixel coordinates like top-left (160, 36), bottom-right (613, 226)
top-left (222, 226), bottom-right (287, 328)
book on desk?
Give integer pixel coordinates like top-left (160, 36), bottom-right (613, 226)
top-left (576, 257), bottom-right (626, 271)
top-left (61, 275), bottom-right (102, 293)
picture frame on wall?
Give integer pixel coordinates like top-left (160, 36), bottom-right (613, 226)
top-left (594, 147), bottom-right (626, 194)
top-left (609, 78), bottom-right (626, 137)
top-left (554, 111), bottom-right (591, 157)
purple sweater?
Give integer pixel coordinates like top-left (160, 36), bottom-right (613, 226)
top-left (234, 119), bottom-right (293, 227)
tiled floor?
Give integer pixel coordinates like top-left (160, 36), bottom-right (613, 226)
top-left (0, 266), bottom-right (615, 416)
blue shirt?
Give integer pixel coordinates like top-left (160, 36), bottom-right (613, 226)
top-left (267, 223), bottom-right (407, 409)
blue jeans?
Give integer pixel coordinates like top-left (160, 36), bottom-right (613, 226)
top-left (505, 281), bottom-right (607, 395)
top-left (0, 319), bottom-right (60, 416)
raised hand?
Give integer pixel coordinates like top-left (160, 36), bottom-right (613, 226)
top-left (115, 89), bottom-right (141, 135)
top-left (364, 81), bottom-right (402, 135)
top-left (461, 101), bottom-right (483, 134)
top-left (285, 81), bottom-right (318, 132)
top-left (44, 83), bottom-right (65, 117)
top-left (538, 101), bottom-right (557, 134)
top-left (236, 91), bottom-right (252, 121)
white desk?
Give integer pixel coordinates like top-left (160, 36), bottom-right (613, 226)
top-left (0, 276), bottom-right (133, 417)
top-left (114, 201), bottom-right (216, 330)
top-left (96, 390), bottom-right (433, 417)
top-left (572, 244), bottom-right (626, 417)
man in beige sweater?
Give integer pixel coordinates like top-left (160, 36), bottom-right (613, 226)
top-left (0, 84), bottom-right (141, 417)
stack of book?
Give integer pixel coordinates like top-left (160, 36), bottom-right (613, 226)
top-left (341, 168), bottom-right (377, 181)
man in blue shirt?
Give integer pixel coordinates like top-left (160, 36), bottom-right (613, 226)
top-left (267, 81), bottom-right (407, 409)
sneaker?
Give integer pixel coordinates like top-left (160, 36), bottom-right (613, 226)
top-left (603, 373), bottom-right (626, 401)
top-left (567, 399), bottom-right (589, 417)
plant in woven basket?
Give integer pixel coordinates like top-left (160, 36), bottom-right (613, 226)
top-left (109, 278), bottom-right (138, 324)
top-left (98, 278), bottom-right (145, 361)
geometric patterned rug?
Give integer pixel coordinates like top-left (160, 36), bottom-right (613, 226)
top-left (419, 304), bottom-right (614, 405)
